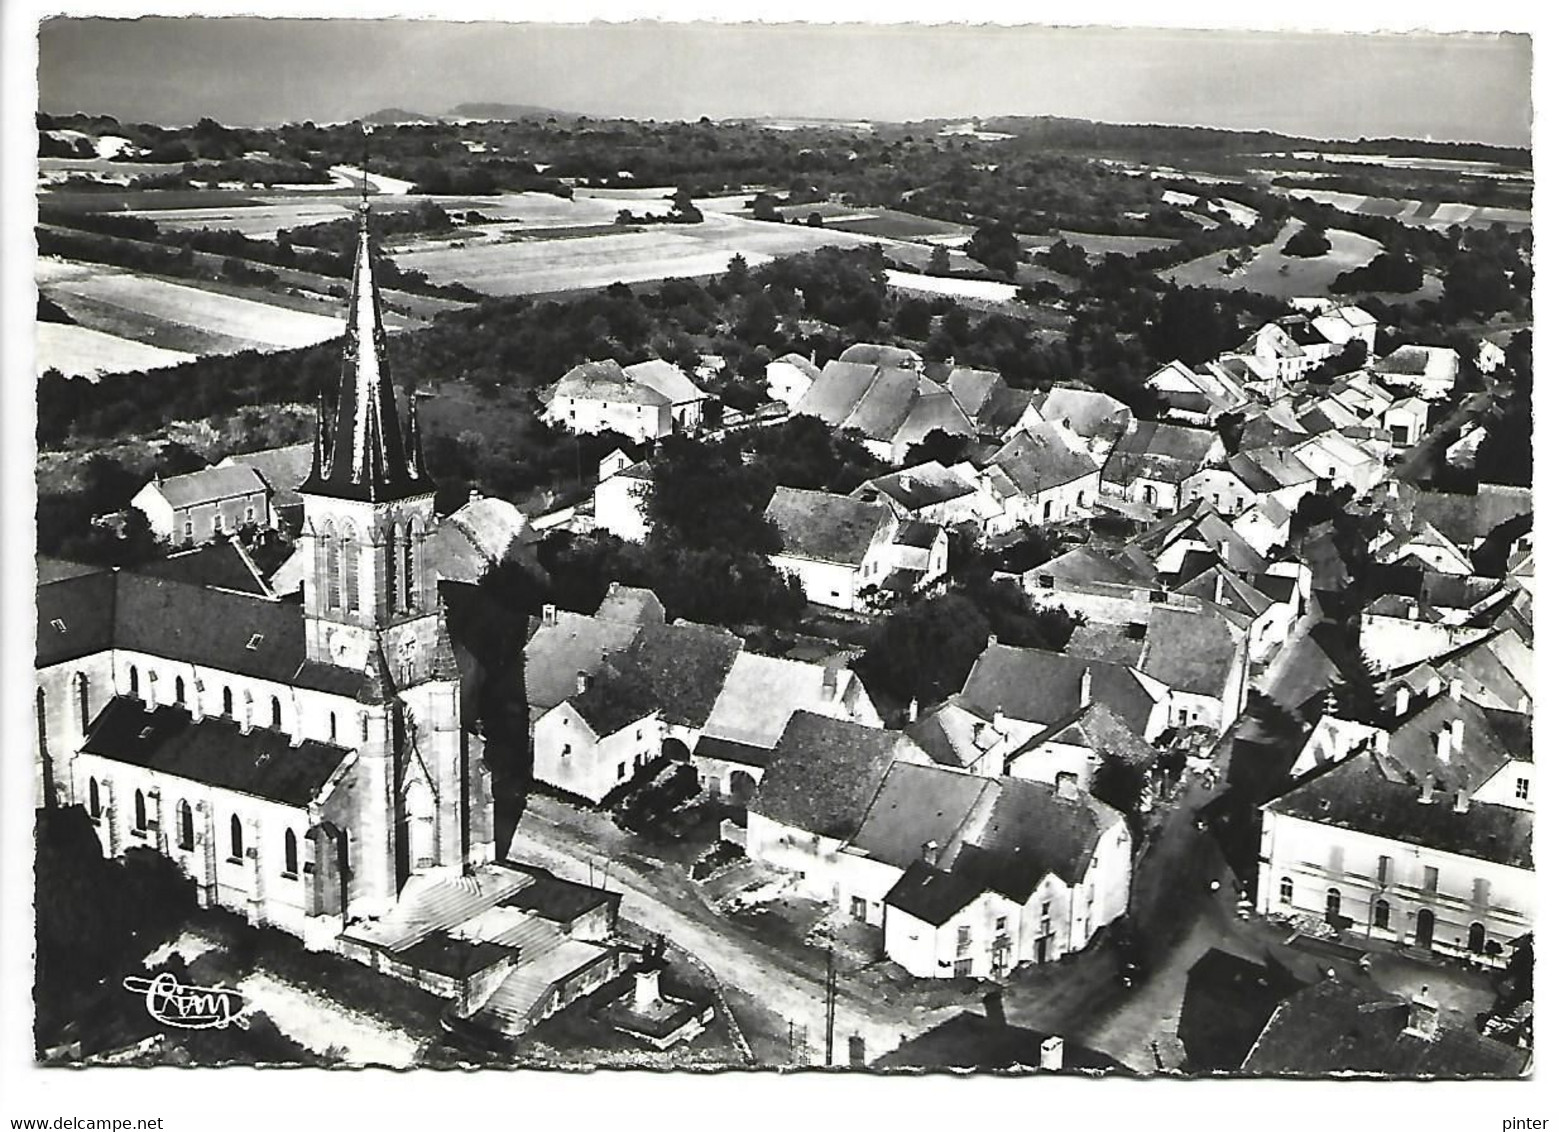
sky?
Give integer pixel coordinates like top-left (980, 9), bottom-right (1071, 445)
top-left (36, 18), bottom-right (1532, 146)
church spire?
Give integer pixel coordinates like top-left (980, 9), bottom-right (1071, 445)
top-left (301, 203), bottom-right (431, 502)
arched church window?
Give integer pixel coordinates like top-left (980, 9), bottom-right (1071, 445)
top-left (342, 525), bottom-right (360, 613)
top-left (129, 665), bottom-right (140, 697)
top-left (75, 671), bottom-right (91, 733)
top-left (222, 687), bottom-right (234, 717)
top-left (384, 522), bottom-right (399, 614)
top-left (403, 520), bottom-right (418, 611)
top-left (229, 814), bottom-right (244, 862)
top-left (177, 800), bottom-right (194, 850)
top-left (271, 696), bottom-right (283, 730)
top-left (284, 829), bottom-right (299, 877)
top-left (324, 523), bottom-right (341, 609)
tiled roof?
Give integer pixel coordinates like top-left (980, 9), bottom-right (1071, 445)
top-left (946, 366), bottom-right (1002, 419)
top-left (984, 424), bottom-right (1097, 496)
top-left (842, 366), bottom-right (920, 440)
top-left (37, 556), bottom-right (106, 585)
top-left (523, 611), bottom-right (641, 713)
top-left (1410, 486), bottom-right (1532, 550)
top-left (749, 712), bottom-right (908, 839)
top-left (1016, 701), bottom-right (1158, 770)
top-left (1102, 421), bottom-right (1219, 487)
top-left (624, 358), bottom-right (706, 406)
top-left (221, 442), bottom-right (313, 508)
top-left (1265, 754), bottom-right (1532, 870)
top-left (795, 360), bottom-right (880, 426)
top-left (884, 860), bottom-right (981, 925)
top-left (702, 652), bottom-right (843, 749)
top-left (149, 465), bottom-right (267, 509)
top-left (1242, 978), bottom-right (1529, 1077)
top-left (839, 343), bottom-right (921, 370)
top-left (593, 583), bottom-right (667, 628)
top-left (610, 620), bottom-right (743, 730)
top-left (1138, 605), bottom-right (1238, 699)
top-left (550, 359), bottom-right (668, 406)
top-left (848, 763), bottom-right (997, 869)
top-left (892, 390), bottom-right (978, 451)
top-left (81, 695), bottom-right (351, 807)
top-left (765, 486), bottom-right (889, 567)
top-left (859, 462), bottom-right (978, 512)
top-left (962, 643), bottom-right (1157, 737)
top-left (1035, 386), bottom-right (1132, 439)
top-left (692, 734), bottom-right (774, 769)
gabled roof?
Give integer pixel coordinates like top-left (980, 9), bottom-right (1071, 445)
top-left (893, 389), bottom-right (978, 451)
top-left (961, 643), bottom-right (1157, 736)
top-left (550, 359), bottom-right (667, 406)
top-left (842, 366), bottom-right (921, 440)
top-left (1102, 421), bottom-right (1220, 487)
top-left (858, 462), bottom-right (979, 512)
top-left (624, 358), bottom-right (706, 406)
top-left (1265, 753), bottom-right (1532, 870)
top-left (1228, 447), bottom-right (1319, 493)
top-left (523, 610), bottom-right (641, 714)
top-left (848, 763), bottom-right (998, 870)
top-left (1138, 605), bottom-right (1239, 699)
top-left (1013, 700), bottom-right (1158, 769)
top-left (946, 366), bottom-right (1002, 419)
top-left (148, 464), bottom-right (267, 509)
top-left (1409, 486), bottom-right (1532, 550)
top-left (875, 1010), bottom-right (1127, 1072)
top-left (1034, 385), bottom-right (1132, 440)
top-left (703, 652), bottom-right (848, 749)
top-left (36, 568), bottom-right (119, 667)
top-left (795, 360), bottom-right (880, 425)
top-left (839, 343), bottom-right (921, 370)
top-left (765, 486), bottom-right (890, 567)
top-left (1242, 978), bottom-right (1528, 1078)
top-left (593, 582), bottom-right (666, 628)
top-left (81, 695), bottom-right (352, 807)
top-left (984, 424), bottom-right (1097, 496)
top-left (600, 620), bottom-right (743, 731)
top-left (749, 712), bottom-right (910, 839)
top-left (220, 442), bottom-right (314, 509)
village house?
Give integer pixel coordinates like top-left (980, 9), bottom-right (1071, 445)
top-left (764, 352), bottom-right (822, 409)
top-left (974, 423), bottom-right (1101, 535)
top-left (793, 357), bottom-right (977, 464)
top-left (1245, 318), bottom-right (1334, 384)
top-left (1144, 359), bottom-right (1250, 426)
top-left (1014, 385), bottom-right (1133, 464)
top-left (1100, 421), bottom-right (1225, 514)
top-left (1371, 344), bottom-right (1461, 400)
top-left (1291, 430), bottom-right (1388, 495)
top-left (692, 652), bottom-right (882, 804)
top-left (881, 772), bottom-right (1132, 978)
top-left (541, 358), bottom-right (709, 442)
top-left (853, 461), bottom-right (989, 529)
top-left (217, 440), bottom-right (314, 532)
top-left (1299, 299), bottom-right (1379, 356)
top-left (743, 712), bottom-right (932, 898)
top-left (1184, 446), bottom-right (1319, 518)
top-left (529, 612), bottom-right (742, 805)
top-left (1360, 578), bottom-right (1513, 671)
top-left (131, 464), bottom-right (273, 546)
top-left (764, 486), bottom-right (948, 611)
top-left (1241, 979), bottom-right (1529, 1077)
top-left (593, 452), bottom-right (654, 542)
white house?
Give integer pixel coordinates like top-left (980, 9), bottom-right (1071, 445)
top-left (542, 358), bottom-right (708, 442)
top-left (1100, 421), bottom-right (1224, 514)
top-left (1372, 345), bottom-right (1461, 400)
top-left (765, 353), bottom-right (822, 410)
top-left (594, 458), bottom-right (654, 543)
top-left (131, 465), bottom-right (273, 546)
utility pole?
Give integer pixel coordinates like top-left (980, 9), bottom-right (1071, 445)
top-left (824, 944), bottom-right (837, 1068)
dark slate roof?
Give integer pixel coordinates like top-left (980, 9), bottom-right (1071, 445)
top-left (765, 486), bottom-right (888, 567)
top-left (1102, 421), bottom-right (1219, 487)
top-left (137, 540), bottom-right (272, 597)
top-left (500, 863), bottom-right (619, 925)
top-left (81, 695), bottom-right (351, 807)
top-left (984, 425), bottom-right (1096, 495)
top-left (1139, 606), bottom-right (1238, 699)
top-left (1265, 754), bottom-right (1533, 870)
top-left (151, 465), bottom-right (268, 509)
top-left (860, 463), bottom-right (977, 512)
top-left (896, 520), bottom-right (942, 550)
top-left (223, 442), bottom-right (314, 509)
top-left (692, 734), bottom-right (773, 769)
top-left (795, 360), bottom-right (880, 426)
top-left (1178, 949), bottom-right (1302, 1072)
top-left (849, 763), bottom-right (997, 870)
top-left (961, 643), bottom-right (1155, 736)
top-left (749, 712), bottom-right (906, 839)
top-left (1036, 385), bottom-right (1132, 440)
top-left (621, 621), bottom-right (743, 729)
top-left (875, 1011), bottom-right (1126, 1072)
top-left (398, 931), bottom-right (517, 978)
top-left (884, 860), bottom-right (981, 926)
top-left (37, 568), bottom-right (119, 667)
top-left (571, 657), bottom-right (662, 737)
top-left (37, 556), bottom-right (106, 585)
top-left (1242, 978), bottom-right (1529, 1078)
top-left (1014, 702), bottom-right (1158, 770)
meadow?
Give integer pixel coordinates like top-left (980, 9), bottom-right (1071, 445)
top-left (1161, 218), bottom-right (1385, 300)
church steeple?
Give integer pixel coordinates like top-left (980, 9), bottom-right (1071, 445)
top-left (302, 204), bottom-right (432, 503)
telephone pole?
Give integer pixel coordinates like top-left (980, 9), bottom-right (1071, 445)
top-left (824, 944), bottom-right (837, 1067)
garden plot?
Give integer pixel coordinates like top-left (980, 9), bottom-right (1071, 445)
top-left (1162, 218), bottom-right (1383, 300)
top-left (237, 971), bottom-right (420, 1068)
top-left (35, 321), bottom-right (196, 379)
top-left (123, 200), bottom-right (358, 238)
top-left (1281, 187), bottom-right (1531, 230)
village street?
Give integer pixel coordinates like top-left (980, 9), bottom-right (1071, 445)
top-left (506, 796), bottom-right (971, 1065)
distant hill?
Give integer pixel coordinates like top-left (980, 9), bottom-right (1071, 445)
top-left (445, 102), bottom-right (578, 122)
top-left (363, 107), bottom-right (443, 125)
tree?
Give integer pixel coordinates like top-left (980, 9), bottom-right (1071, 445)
top-left (928, 245), bottom-right (952, 275)
top-left (966, 220), bottom-right (1022, 277)
top-left (1092, 755), bottom-right (1149, 837)
top-left (903, 428), bottom-right (974, 468)
top-left (1282, 224), bottom-right (1332, 258)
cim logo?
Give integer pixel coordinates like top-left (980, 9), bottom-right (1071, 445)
top-left (122, 972), bottom-right (247, 1030)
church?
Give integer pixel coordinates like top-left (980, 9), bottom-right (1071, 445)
top-left (36, 204), bottom-right (497, 946)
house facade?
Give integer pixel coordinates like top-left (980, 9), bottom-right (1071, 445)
top-left (131, 465), bottom-right (273, 546)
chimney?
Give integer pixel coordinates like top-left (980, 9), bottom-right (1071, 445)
top-left (992, 707), bottom-right (1007, 735)
top-left (898, 472), bottom-right (912, 492)
top-left (1450, 718), bottom-right (1465, 752)
top-left (1436, 726), bottom-right (1453, 763)
top-left (1218, 539), bottom-right (1231, 561)
top-left (1056, 771), bottom-right (1080, 801)
top-left (633, 962), bottom-right (663, 1013)
top-left (1079, 667), bottom-right (1092, 708)
top-left (983, 988), bottom-right (1006, 1025)
top-left (1039, 1035), bottom-right (1064, 1071)
top-left (1405, 600), bottom-right (1419, 621)
top-left (1453, 788), bottom-right (1470, 814)
top-left (1405, 986), bottom-right (1439, 1040)
top-left (468, 488), bottom-right (481, 506)
top-left (1395, 686), bottom-right (1411, 717)
top-left (576, 671), bottom-right (591, 696)
top-left (542, 603), bottom-right (558, 626)
top-left (189, 677), bottom-right (204, 723)
top-left (822, 665), bottom-right (840, 701)
top-left (921, 839), bottom-right (939, 865)
top-left (145, 671), bottom-right (159, 711)
top-left (1215, 571), bottom-right (1228, 606)
top-left (906, 697), bottom-right (920, 724)
top-left (1417, 777), bottom-right (1434, 804)
top-left (987, 633), bottom-right (999, 650)
top-left (1448, 679), bottom-right (1463, 703)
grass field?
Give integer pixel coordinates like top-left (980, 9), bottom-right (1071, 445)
top-left (1024, 229), bottom-right (1182, 258)
top-left (40, 261), bottom-right (348, 358)
top-left (883, 269), bottom-right (1019, 304)
top-left (1162, 218), bottom-right (1383, 299)
top-left (392, 211), bottom-right (894, 296)
top-left (123, 200), bottom-right (358, 237)
top-left (1280, 188), bottom-right (1531, 231)
top-left (35, 321), bottom-right (196, 380)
